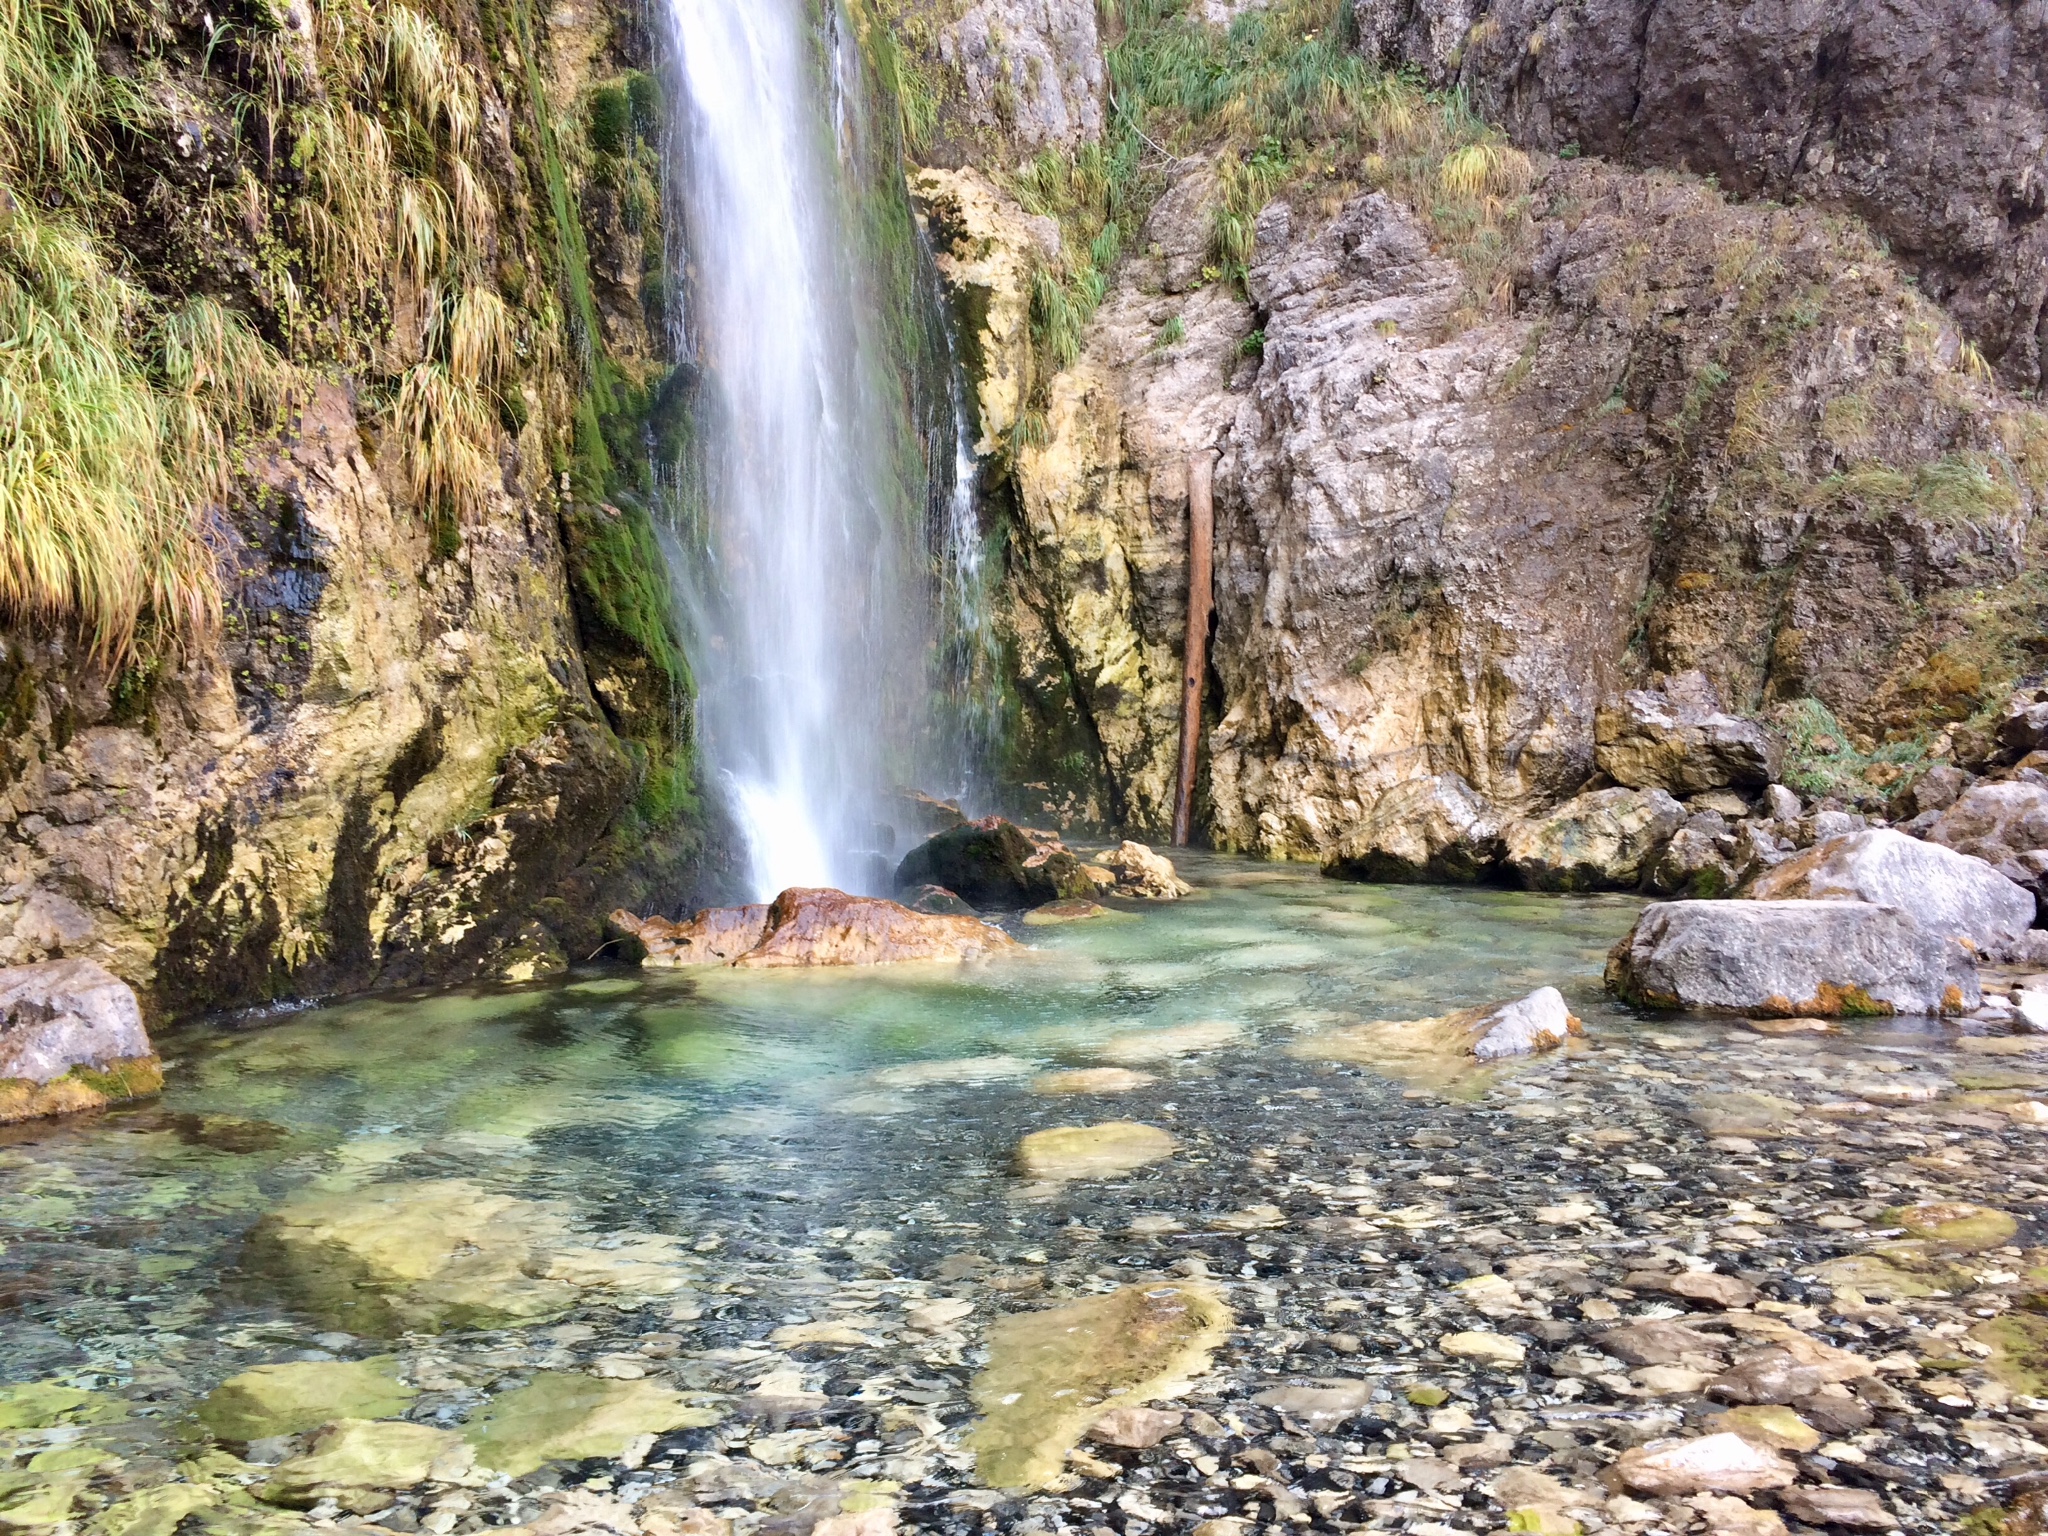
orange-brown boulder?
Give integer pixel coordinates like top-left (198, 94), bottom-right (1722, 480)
top-left (611, 889), bottom-right (1015, 969)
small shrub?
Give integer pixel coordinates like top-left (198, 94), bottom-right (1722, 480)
top-left (587, 83), bottom-right (630, 155)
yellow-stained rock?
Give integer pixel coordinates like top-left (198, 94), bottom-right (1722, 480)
top-left (1015, 1121), bottom-right (1177, 1181)
top-left (968, 1282), bottom-right (1231, 1489)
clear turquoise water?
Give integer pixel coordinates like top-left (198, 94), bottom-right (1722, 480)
top-left (0, 857), bottom-right (1641, 1396)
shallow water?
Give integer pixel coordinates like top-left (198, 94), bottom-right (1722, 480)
top-left (4, 856), bottom-right (2042, 1534)
top-left (0, 859), bottom-right (1635, 1389)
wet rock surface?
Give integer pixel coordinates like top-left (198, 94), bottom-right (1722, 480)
top-left (613, 892), bottom-right (1015, 970)
top-left (6, 862), bottom-right (2048, 1536)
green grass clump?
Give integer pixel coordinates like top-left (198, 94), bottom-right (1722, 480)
top-left (0, 206), bottom-right (219, 658)
top-left (1006, 0), bottom-right (1531, 414)
top-left (1773, 698), bottom-right (1925, 803)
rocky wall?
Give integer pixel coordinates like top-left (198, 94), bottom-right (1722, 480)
top-left (0, 0), bottom-right (728, 1019)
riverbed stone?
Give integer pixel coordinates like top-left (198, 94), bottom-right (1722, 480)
top-left (1709, 1405), bottom-right (1821, 1453)
top-left (0, 958), bottom-right (161, 1124)
top-left (1095, 1020), bottom-right (1242, 1063)
top-left (1883, 1199), bottom-right (2018, 1250)
top-left (1778, 1485), bottom-right (1893, 1529)
top-left (198, 1359), bottom-right (416, 1441)
top-left (1606, 898), bottom-right (1978, 1015)
top-left (466, 1373), bottom-right (724, 1478)
top-left (1014, 1121), bottom-right (1176, 1180)
top-left (1287, 988), bottom-right (1580, 1095)
top-left (259, 1419), bottom-right (470, 1512)
top-left (1604, 1433), bottom-right (1795, 1496)
top-left (1595, 675), bottom-right (1781, 794)
top-left (1022, 899), bottom-right (1119, 926)
top-left (1251, 1381), bottom-right (1375, 1426)
top-left (967, 1281), bottom-right (1230, 1489)
top-left (1502, 787), bottom-right (1686, 891)
top-left (247, 1179), bottom-right (581, 1333)
top-left (1746, 828), bottom-right (2035, 950)
top-left (735, 889), bottom-right (1017, 967)
top-left (1030, 1067), bottom-right (1156, 1094)
top-left (1086, 1406), bottom-right (1183, 1448)
top-left (1438, 1330), bottom-right (1526, 1367)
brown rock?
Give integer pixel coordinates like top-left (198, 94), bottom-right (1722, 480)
top-left (611, 906), bottom-right (770, 968)
top-left (1599, 1320), bottom-right (1732, 1367)
top-left (1668, 1272), bottom-right (1760, 1309)
top-left (1087, 1406), bottom-right (1183, 1448)
top-left (1778, 1485), bottom-right (1893, 1529)
top-left (1709, 1350), bottom-right (1829, 1407)
top-left (733, 889), bottom-right (1017, 968)
top-left (1604, 1434), bottom-right (1796, 1496)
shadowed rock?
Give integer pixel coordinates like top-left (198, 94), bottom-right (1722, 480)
top-left (895, 817), bottom-right (1098, 909)
top-left (1594, 675), bottom-right (1780, 795)
top-left (1503, 787), bottom-right (1685, 891)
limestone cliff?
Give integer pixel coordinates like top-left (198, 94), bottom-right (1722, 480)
top-left (0, 0), bottom-right (726, 1016)
top-left (908, 1), bottom-right (2048, 856)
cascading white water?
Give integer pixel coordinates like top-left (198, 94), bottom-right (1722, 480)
top-left (659, 0), bottom-right (926, 899)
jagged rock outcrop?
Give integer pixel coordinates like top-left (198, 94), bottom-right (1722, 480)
top-left (975, 153), bottom-right (2044, 861)
top-left (1353, 0), bottom-right (2048, 389)
top-left (1594, 674), bottom-right (1781, 794)
top-left (1747, 827), bottom-right (2036, 952)
top-left (1502, 787), bottom-right (1685, 892)
top-left (937, 0), bottom-right (1105, 153)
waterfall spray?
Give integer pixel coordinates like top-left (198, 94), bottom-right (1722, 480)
top-left (658, 0), bottom-right (930, 899)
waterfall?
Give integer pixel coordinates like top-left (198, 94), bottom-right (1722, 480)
top-left (657, 0), bottom-right (937, 899)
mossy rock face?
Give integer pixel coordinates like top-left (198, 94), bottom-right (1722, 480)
top-left (967, 1282), bottom-right (1232, 1491)
top-left (463, 1372), bottom-right (724, 1477)
top-left (0, 1055), bottom-right (163, 1125)
top-left (1973, 1312), bottom-right (2048, 1398)
top-left (198, 1359), bottom-right (416, 1441)
top-left (1884, 1200), bottom-right (2020, 1251)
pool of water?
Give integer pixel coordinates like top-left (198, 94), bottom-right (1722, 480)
top-left (0, 860), bottom-right (1636, 1393)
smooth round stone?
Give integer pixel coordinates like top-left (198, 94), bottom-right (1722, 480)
top-left (1030, 1067), bottom-right (1157, 1095)
top-left (1014, 1121), bottom-right (1177, 1181)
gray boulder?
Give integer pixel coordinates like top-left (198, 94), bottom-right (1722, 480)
top-left (1606, 900), bottom-right (1978, 1017)
top-left (1747, 828), bottom-right (2035, 952)
top-left (1924, 782), bottom-right (2048, 864)
top-left (1645, 825), bottom-right (1742, 898)
top-left (1502, 787), bottom-right (1685, 892)
top-left (0, 959), bottom-right (152, 1084)
top-left (1, 958), bottom-right (160, 1123)
top-left (1594, 673), bottom-right (1781, 795)
top-left (1324, 774), bottom-right (1502, 884)
top-left (1999, 688), bottom-right (2048, 761)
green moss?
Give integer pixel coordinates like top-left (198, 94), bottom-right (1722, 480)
top-left (560, 500), bottom-right (687, 695)
top-left (587, 85), bottom-right (631, 155)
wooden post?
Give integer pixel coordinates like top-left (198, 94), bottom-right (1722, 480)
top-left (1173, 449), bottom-right (1218, 847)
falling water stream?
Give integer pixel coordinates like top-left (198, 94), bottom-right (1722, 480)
top-left (660, 0), bottom-right (960, 898)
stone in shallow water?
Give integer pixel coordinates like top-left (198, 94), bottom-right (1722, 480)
top-left (871, 1056), bottom-right (1034, 1089)
top-left (1778, 1485), bottom-right (1893, 1529)
top-left (1013, 1121), bottom-right (1176, 1181)
top-left (1087, 1406), bottom-right (1183, 1448)
top-left (966, 1281), bottom-right (1230, 1490)
top-left (1710, 1405), bottom-right (1821, 1453)
top-left (1022, 899), bottom-right (1120, 926)
top-left (1095, 1020), bottom-right (1243, 1063)
top-left (1884, 1199), bottom-right (2018, 1250)
top-left (465, 1372), bottom-right (724, 1477)
top-left (1438, 1330), bottom-right (1527, 1367)
top-left (1603, 1433), bottom-right (1795, 1496)
top-left (1250, 1380), bottom-right (1373, 1427)
top-left (198, 1359), bottom-right (416, 1440)
top-left (1606, 898), bottom-right (1977, 1016)
top-left (259, 1419), bottom-right (471, 1512)
top-left (0, 958), bottom-right (162, 1124)
top-left (0, 1382), bottom-right (125, 1430)
top-left (1088, 841), bottom-right (1190, 899)
top-left (734, 889), bottom-right (1017, 967)
top-left (247, 1179), bottom-right (580, 1333)
top-left (1285, 987), bottom-right (1579, 1095)
top-left (1030, 1066), bottom-right (1156, 1095)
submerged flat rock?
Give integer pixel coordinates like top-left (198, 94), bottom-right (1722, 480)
top-left (968, 1282), bottom-right (1231, 1489)
top-left (260, 1419), bottom-right (471, 1512)
top-left (1014, 1121), bottom-right (1177, 1181)
top-left (199, 1359), bottom-right (416, 1441)
top-left (465, 1372), bottom-right (724, 1477)
top-left (1095, 1020), bottom-right (1243, 1064)
top-left (1030, 1067), bottom-right (1157, 1095)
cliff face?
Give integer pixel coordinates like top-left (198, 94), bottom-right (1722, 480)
top-left (1354, 0), bottom-right (2048, 391)
top-left (0, 0), bottom-right (723, 1017)
top-left (910, 1), bottom-right (2048, 854)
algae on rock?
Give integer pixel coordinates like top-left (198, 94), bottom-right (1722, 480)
top-left (464, 1373), bottom-right (723, 1477)
top-left (967, 1282), bottom-right (1231, 1490)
